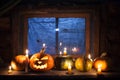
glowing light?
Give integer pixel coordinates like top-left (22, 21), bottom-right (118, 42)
top-left (68, 63), bottom-right (72, 74)
top-left (55, 28), bottom-right (59, 31)
top-left (43, 43), bottom-right (46, 48)
top-left (63, 47), bottom-right (67, 55)
top-left (59, 42), bottom-right (62, 46)
top-left (8, 65), bottom-right (12, 74)
top-left (25, 49), bottom-right (29, 58)
top-left (97, 64), bottom-right (102, 74)
top-left (72, 47), bottom-right (77, 52)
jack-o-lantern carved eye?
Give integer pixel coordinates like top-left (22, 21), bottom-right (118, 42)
top-left (41, 56), bottom-right (48, 60)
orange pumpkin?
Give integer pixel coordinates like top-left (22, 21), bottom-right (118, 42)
top-left (93, 52), bottom-right (109, 71)
top-left (93, 57), bottom-right (107, 71)
top-left (29, 48), bottom-right (54, 72)
top-left (11, 55), bottom-right (29, 71)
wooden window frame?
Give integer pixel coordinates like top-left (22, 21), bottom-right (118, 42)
top-left (12, 10), bottom-right (99, 58)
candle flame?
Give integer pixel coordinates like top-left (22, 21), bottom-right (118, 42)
top-left (9, 66), bottom-right (12, 70)
top-left (25, 49), bottom-right (29, 57)
top-left (59, 42), bottom-right (62, 46)
top-left (59, 51), bottom-right (62, 55)
top-left (43, 43), bottom-right (46, 48)
top-left (72, 47), bottom-right (77, 52)
top-left (88, 54), bottom-right (91, 59)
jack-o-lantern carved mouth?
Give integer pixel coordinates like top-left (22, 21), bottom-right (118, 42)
top-left (33, 63), bottom-right (48, 69)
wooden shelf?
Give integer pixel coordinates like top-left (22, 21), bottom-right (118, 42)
top-left (0, 67), bottom-right (120, 80)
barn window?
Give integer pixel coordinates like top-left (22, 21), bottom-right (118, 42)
top-left (28, 17), bottom-right (86, 55)
top-left (12, 12), bottom-right (99, 58)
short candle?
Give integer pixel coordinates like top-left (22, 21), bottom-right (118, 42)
top-left (97, 64), bottom-right (102, 74)
top-left (67, 63), bottom-right (72, 74)
top-left (63, 47), bottom-right (67, 55)
top-left (8, 65), bottom-right (12, 74)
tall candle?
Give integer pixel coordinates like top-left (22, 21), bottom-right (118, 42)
top-left (25, 49), bottom-right (29, 58)
top-left (25, 49), bottom-right (29, 72)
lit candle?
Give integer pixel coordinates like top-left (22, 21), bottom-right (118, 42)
top-left (63, 47), bottom-right (67, 55)
top-left (88, 54), bottom-right (91, 59)
top-left (59, 51), bottom-right (62, 56)
top-left (68, 63), bottom-right (72, 74)
top-left (59, 42), bottom-right (62, 47)
top-left (8, 65), bottom-right (12, 74)
top-left (97, 64), bottom-right (102, 74)
top-left (72, 47), bottom-right (77, 52)
top-left (55, 28), bottom-right (59, 31)
top-left (25, 49), bottom-right (29, 72)
top-left (88, 54), bottom-right (93, 61)
top-left (72, 47), bottom-right (77, 55)
top-left (25, 49), bottom-right (29, 58)
top-left (43, 43), bottom-right (46, 48)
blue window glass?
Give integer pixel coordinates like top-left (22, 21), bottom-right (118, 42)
top-left (28, 17), bottom-right (85, 55)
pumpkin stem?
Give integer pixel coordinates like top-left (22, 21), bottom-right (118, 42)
top-left (39, 47), bottom-right (46, 55)
top-left (100, 52), bottom-right (107, 58)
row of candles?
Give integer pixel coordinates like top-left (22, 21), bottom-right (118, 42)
top-left (8, 43), bottom-right (102, 75)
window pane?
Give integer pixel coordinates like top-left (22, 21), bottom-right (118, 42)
top-left (58, 18), bottom-right (85, 55)
top-left (28, 18), bottom-right (56, 54)
top-left (28, 17), bottom-right (86, 55)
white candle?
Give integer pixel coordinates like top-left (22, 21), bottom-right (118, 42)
top-left (8, 65), bottom-right (12, 74)
top-left (25, 49), bottom-right (29, 72)
top-left (59, 51), bottom-right (62, 56)
top-left (97, 64), bottom-right (102, 74)
top-left (63, 47), bottom-right (67, 55)
top-left (25, 49), bottom-right (29, 58)
top-left (68, 63), bottom-right (72, 74)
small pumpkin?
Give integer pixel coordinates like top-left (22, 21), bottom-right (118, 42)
top-left (29, 48), bottom-right (54, 72)
top-left (75, 56), bottom-right (93, 72)
top-left (11, 55), bottom-right (28, 71)
top-left (93, 52), bottom-right (110, 71)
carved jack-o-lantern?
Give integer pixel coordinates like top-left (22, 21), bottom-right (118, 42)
top-left (29, 48), bottom-right (54, 72)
